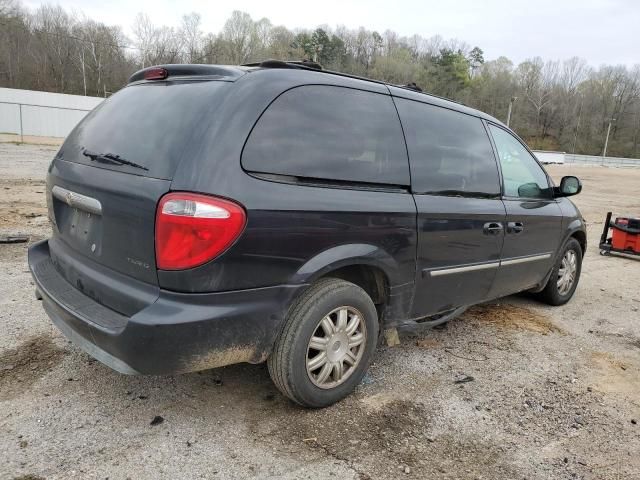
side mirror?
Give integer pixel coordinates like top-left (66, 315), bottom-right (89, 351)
top-left (557, 176), bottom-right (582, 197)
top-left (518, 182), bottom-right (543, 198)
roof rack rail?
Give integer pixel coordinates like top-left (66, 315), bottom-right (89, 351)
top-left (402, 82), bottom-right (423, 92)
top-left (394, 82), bottom-right (467, 106)
top-left (242, 59), bottom-right (323, 71)
top-left (244, 59), bottom-right (467, 107)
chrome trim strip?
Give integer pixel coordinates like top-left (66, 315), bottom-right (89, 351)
top-left (52, 185), bottom-right (102, 216)
top-left (500, 253), bottom-right (552, 266)
top-left (427, 252), bottom-right (553, 277)
top-left (429, 261), bottom-right (500, 277)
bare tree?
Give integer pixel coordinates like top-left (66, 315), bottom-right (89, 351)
top-left (2, 1), bottom-right (640, 158)
top-left (221, 11), bottom-right (254, 64)
top-left (180, 13), bottom-right (203, 63)
top-left (517, 58), bottom-right (559, 136)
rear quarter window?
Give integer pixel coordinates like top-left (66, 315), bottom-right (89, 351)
top-left (241, 85), bottom-right (410, 186)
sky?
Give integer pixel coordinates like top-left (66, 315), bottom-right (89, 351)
top-left (23, 0), bottom-right (640, 66)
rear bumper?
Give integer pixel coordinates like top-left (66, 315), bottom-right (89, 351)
top-left (28, 239), bottom-right (305, 375)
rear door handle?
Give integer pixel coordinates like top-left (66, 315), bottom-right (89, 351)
top-left (483, 222), bottom-right (503, 235)
top-left (507, 221), bottom-right (524, 234)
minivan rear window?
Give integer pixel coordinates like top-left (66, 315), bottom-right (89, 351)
top-left (63, 81), bottom-right (229, 179)
top-left (242, 85), bottom-right (410, 186)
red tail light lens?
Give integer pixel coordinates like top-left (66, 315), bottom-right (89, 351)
top-left (155, 193), bottom-right (246, 270)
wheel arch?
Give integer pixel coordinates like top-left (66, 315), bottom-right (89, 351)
top-left (530, 225), bottom-right (586, 293)
top-left (570, 229), bottom-right (587, 256)
top-left (288, 243), bottom-right (414, 324)
top-left (290, 243), bottom-right (403, 286)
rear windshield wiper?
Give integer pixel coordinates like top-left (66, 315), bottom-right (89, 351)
top-left (82, 149), bottom-right (149, 171)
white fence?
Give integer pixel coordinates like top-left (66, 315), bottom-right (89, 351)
top-left (534, 150), bottom-right (640, 167)
top-left (564, 153), bottom-right (640, 167)
top-left (532, 150), bottom-right (565, 164)
top-left (0, 88), bottom-right (103, 144)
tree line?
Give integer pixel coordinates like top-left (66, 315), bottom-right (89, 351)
top-left (1, 0), bottom-right (639, 158)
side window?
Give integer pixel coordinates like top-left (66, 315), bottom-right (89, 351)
top-left (489, 125), bottom-right (551, 199)
top-left (242, 85), bottom-right (409, 186)
top-left (394, 98), bottom-right (500, 197)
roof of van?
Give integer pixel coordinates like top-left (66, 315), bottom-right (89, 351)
top-left (128, 61), bottom-right (504, 127)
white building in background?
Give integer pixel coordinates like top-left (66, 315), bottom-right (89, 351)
top-left (533, 150), bottom-right (565, 164)
top-left (0, 88), bottom-right (103, 145)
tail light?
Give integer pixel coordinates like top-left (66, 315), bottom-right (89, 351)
top-left (144, 67), bottom-right (168, 80)
top-left (155, 192), bottom-right (246, 270)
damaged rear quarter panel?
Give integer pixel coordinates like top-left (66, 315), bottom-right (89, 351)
top-left (121, 284), bottom-right (306, 374)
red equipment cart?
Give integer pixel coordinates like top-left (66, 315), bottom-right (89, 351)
top-left (599, 211), bottom-right (640, 257)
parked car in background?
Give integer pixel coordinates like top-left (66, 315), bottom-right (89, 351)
top-left (28, 61), bottom-right (586, 407)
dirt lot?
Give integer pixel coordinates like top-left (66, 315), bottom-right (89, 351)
top-left (1, 143), bottom-right (639, 480)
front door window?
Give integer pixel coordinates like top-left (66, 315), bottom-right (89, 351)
top-left (489, 125), bottom-right (551, 199)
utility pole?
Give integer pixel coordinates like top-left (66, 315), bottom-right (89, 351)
top-left (506, 96), bottom-right (517, 127)
top-left (602, 118), bottom-right (615, 158)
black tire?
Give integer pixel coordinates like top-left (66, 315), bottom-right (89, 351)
top-left (267, 278), bottom-right (379, 408)
top-left (535, 238), bottom-right (583, 306)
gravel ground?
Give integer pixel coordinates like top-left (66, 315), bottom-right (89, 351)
top-left (1, 143), bottom-right (639, 480)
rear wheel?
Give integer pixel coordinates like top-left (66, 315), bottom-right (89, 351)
top-left (268, 278), bottom-right (378, 408)
top-left (535, 238), bottom-right (582, 306)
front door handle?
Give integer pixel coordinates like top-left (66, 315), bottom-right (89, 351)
top-left (483, 222), bottom-right (504, 235)
top-left (507, 221), bottom-right (524, 234)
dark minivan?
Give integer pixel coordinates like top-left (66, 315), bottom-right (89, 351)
top-left (28, 61), bottom-right (586, 407)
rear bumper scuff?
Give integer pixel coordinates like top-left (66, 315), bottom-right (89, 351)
top-left (29, 239), bottom-right (305, 375)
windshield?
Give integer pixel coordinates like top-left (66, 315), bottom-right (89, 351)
top-left (61, 81), bottom-right (229, 179)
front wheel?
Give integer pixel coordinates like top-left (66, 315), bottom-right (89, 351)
top-left (535, 238), bottom-right (583, 306)
top-left (268, 278), bottom-right (379, 408)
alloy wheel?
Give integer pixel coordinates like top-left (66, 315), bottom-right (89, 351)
top-left (306, 306), bottom-right (367, 389)
top-left (557, 249), bottom-right (578, 295)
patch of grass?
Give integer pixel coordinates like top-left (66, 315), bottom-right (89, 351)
top-left (465, 303), bottom-right (563, 335)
